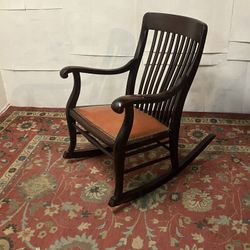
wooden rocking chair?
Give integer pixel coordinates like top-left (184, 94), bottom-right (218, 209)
top-left (60, 12), bottom-right (215, 207)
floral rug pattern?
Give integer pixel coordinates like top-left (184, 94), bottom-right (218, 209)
top-left (0, 107), bottom-right (249, 250)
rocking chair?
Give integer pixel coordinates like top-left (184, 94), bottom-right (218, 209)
top-left (60, 12), bottom-right (215, 207)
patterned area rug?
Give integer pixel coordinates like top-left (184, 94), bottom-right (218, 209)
top-left (0, 107), bottom-right (249, 250)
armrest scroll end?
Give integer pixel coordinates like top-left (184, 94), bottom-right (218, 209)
top-left (111, 100), bottom-right (124, 114)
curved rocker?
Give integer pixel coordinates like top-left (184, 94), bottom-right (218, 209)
top-left (60, 13), bottom-right (215, 207)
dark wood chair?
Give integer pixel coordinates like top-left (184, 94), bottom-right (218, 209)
top-left (60, 12), bottom-right (215, 207)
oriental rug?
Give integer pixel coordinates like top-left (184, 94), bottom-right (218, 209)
top-left (0, 107), bottom-right (249, 250)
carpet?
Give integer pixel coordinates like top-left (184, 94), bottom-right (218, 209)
top-left (0, 106), bottom-right (249, 250)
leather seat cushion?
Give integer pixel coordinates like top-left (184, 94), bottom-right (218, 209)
top-left (74, 105), bottom-right (168, 141)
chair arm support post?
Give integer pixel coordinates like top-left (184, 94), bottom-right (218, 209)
top-left (60, 59), bottom-right (137, 78)
top-left (111, 75), bottom-right (188, 113)
top-left (66, 72), bottom-right (81, 113)
top-left (115, 105), bottom-right (134, 144)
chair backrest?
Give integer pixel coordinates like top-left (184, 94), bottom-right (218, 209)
top-left (126, 12), bottom-right (207, 130)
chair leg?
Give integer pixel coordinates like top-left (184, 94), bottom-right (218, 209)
top-left (64, 117), bottom-right (77, 158)
top-left (108, 149), bottom-right (125, 207)
top-left (64, 117), bottom-right (108, 159)
top-left (169, 132), bottom-right (216, 171)
top-left (169, 133), bottom-right (179, 169)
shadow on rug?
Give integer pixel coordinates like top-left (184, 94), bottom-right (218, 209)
top-left (0, 107), bottom-right (250, 250)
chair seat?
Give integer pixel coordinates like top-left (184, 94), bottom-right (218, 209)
top-left (74, 105), bottom-right (169, 144)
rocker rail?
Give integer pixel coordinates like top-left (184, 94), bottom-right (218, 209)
top-left (109, 133), bottom-right (215, 207)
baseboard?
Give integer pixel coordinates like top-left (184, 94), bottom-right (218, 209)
top-left (0, 103), bottom-right (10, 115)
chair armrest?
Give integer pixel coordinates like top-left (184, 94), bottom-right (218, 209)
top-left (60, 58), bottom-right (137, 78)
top-left (111, 75), bottom-right (188, 113)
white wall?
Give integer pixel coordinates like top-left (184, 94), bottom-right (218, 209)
top-left (0, 0), bottom-right (249, 113)
top-left (0, 71), bottom-right (8, 112)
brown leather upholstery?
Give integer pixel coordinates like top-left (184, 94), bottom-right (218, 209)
top-left (74, 105), bottom-right (168, 141)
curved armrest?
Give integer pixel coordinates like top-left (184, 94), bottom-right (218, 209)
top-left (60, 58), bottom-right (137, 78)
top-left (111, 75), bottom-right (188, 113)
